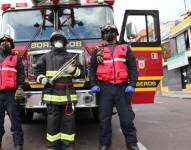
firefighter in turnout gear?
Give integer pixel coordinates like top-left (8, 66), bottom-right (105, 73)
top-left (0, 35), bottom-right (25, 150)
top-left (35, 31), bottom-right (81, 150)
top-left (90, 24), bottom-right (139, 150)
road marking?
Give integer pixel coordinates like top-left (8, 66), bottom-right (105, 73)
top-left (155, 101), bottom-right (164, 104)
top-left (138, 142), bottom-right (148, 150)
top-left (119, 129), bottom-right (148, 150)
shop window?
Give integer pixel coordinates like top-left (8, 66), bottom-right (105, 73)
top-left (176, 32), bottom-right (186, 53)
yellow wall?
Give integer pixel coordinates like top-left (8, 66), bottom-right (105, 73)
top-left (171, 16), bottom-right (191, 35)
top-left (186, 84), bottom-right (191, 93)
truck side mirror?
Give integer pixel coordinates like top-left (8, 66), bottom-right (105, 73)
top-left (126, 22), bottom-right (138, 40)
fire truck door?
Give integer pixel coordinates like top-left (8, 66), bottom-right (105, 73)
top-left (119, 10), bottom-right (163, 104)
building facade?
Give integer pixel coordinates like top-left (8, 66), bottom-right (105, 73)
top-left (161, 17), bottom-right (191, 92)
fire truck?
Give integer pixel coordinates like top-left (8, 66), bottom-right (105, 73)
top-left (0, 0), bottom-right (163, 122)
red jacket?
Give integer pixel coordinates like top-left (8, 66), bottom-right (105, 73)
top-left (0, 55), bottom-right (18, 90)
top-left (96, 44), bottom-right (129, 84)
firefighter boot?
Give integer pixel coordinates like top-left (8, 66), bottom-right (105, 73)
top-left (14, 145), bottom-right (23, 150)
top-left (126, 144), bottom-right (139, 150)
top-left (100, 146), bottom-right (110, 150)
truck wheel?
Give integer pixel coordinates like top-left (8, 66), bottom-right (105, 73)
top-left (92, 107), bottom-right (99, 122)
top-left (20, 109), bottom-right (34, 123)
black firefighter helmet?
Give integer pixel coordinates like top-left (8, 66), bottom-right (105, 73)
top-left (50, 30), bottom-right (68, 46)
top-left (0, 34), bottom-right (15, 49)
top-left (100, 24), bottom-right (119, 38)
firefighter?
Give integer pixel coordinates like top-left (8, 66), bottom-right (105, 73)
top-left (35, 31), bottom-right (81, 150)
top-left (90, 24), bottom-right (139, 150)
top-left (0, 35), bottom-right (25, 150)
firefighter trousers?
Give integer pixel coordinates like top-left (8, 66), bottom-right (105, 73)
top-left (0, 91), bottom-right (23, 146)
top-left (98, 82), bottom-right (138, 147)
top-left (47, 104), bottom-right (75, 150)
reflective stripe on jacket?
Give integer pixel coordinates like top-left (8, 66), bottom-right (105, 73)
top-left (96, 44), bottom-right (129, 84)
top-left (0, 55), bottom-right (18, 90)
top-left (35, 50), bottom-right (81, 105)
top-left (43, 94), bottom-right (77, 103)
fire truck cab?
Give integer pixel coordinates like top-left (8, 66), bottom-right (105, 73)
top-left (0, 0), bottom-right (163, 122)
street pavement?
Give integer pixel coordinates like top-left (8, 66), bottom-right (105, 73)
top-left (2, 95), bottom-right (191, 150)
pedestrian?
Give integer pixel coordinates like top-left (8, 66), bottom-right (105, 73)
top-left (90, 24), bottom-right (139, 150)
top-left (35, 31), bottom-right (81, 150)
top-left (0, 35), bottom-right (25, 150)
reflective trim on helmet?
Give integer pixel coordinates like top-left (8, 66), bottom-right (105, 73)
top-left (101, 24), bottom-right (117, 30)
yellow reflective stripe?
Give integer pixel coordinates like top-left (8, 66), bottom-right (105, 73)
top-left (43, 94), bottom-right (77, 102)
top-left (135, 87), bottom-right (157, 92)
top-left (61, 133), bottom-right (75, 141)
top-left (70, 95), bottom-right (77, 100)
top-left (138, 76), bottom-right (163, 80)
top-left (73, 67), bottom-right (81, 77)
top-left (30, 84), bottom-right (44, 88)
top-left (36, 74), bottom-right (46, 83)
top-left (46, 71), bottom-right (72, 77)
top-left (73, 83), bottom-right (84, 88)
top-left (131, 47), bottom-right (162, 52)
top-left (47, 133), bottom-right (75, 142)
top-left (47, 133), bottom-right (61, 142)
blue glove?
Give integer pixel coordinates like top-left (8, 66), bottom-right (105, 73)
top-left (63, 65), bottom-right (76, 74)
top-left (63, 67), bottom-right (68, 73)
top-left (41, 77), bottom-right (49, 85)
top-left (91, 85), bottom-right (100, 93)
top-left (125, 86), bottom-right (135, 93)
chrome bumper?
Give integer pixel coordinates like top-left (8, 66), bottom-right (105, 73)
top-left (24, 90), bottom-right (97, 109)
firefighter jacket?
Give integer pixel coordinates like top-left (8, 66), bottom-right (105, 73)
top-left (90, 43), bottom-right (138, 86)
top-left (35, 48), bottom-right (82, 105)
top-left (0, 54), bottom-right (25, 90)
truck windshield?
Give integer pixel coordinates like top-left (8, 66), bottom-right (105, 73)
top-left (1, 6), bottom-right (114, 42)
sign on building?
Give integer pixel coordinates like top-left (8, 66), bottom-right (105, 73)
top-left (167, 51), bottom-right (189, 70)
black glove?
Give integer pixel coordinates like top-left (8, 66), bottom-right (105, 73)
top-left (96, 48), bottom-right (104, 63)
top-left (15, 87), bottom-right (24, 101)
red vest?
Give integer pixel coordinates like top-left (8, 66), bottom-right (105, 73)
top-left (0, 55), bottom-right (18, 90)
top-left (96, 44), bottom-right (129, 84)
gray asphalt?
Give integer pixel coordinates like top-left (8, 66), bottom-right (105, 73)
top-left (2, 95), bottom-right (191, 150)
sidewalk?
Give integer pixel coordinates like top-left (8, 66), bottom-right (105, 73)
top-left (161, 91), bottom-right (191, 99)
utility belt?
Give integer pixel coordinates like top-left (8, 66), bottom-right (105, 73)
top-left (54, 83), bottom-right (73, 90)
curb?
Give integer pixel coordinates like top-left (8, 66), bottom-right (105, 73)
top-left (161, 93), bottom-right (191, 99)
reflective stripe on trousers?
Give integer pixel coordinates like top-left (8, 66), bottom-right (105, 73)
top-left (47, 133), bottom-right (75, 142)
